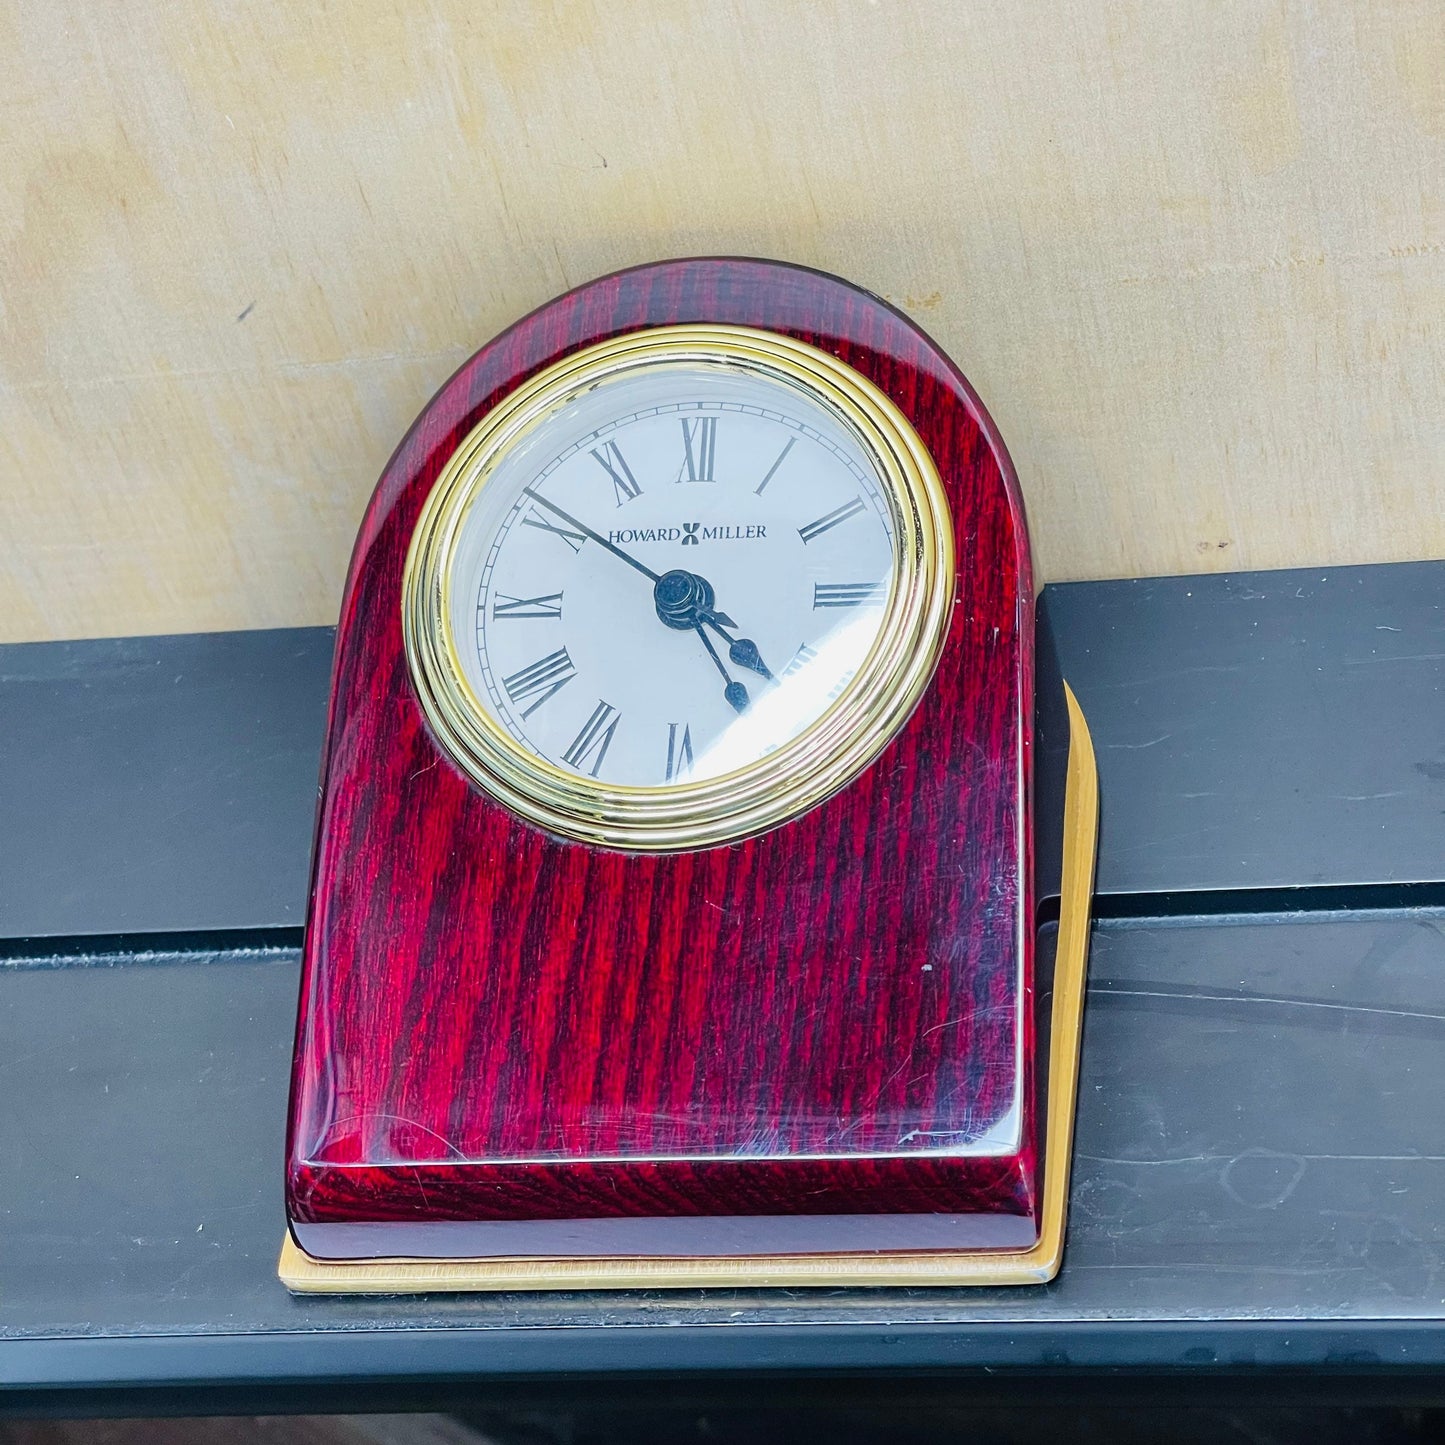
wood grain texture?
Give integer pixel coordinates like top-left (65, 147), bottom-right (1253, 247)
top-left (281, 682), bottom-right (1099, 1291)
top-left (285, 259), bottom-right (1037, 1254)
top-left (2, 0), bottom-right (1443, 645)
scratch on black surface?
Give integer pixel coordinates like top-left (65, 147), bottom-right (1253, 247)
top-left (1344, 651), bottom-right (1445, 666)
top-left (1104, 733), bottom-right (1173, 751)
top-left (1081, 1150), bottom-right (1445, 1167)
top-left (1095, 982), bottom-right (1445, 1030)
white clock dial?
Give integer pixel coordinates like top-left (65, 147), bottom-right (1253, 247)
top-left (445, 362), bottom-right (897, 788)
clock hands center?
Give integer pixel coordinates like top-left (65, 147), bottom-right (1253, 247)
top-left (653, 570), bottom-right (748, 712)
top-left (520, 487), bottom-right (774, 692)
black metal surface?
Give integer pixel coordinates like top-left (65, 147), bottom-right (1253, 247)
top-left (3, 562), bottom-right (1441, 943)
top-left (3, 910), bottom-right (1445, 1374)
top-left (1042, 561), bottom-right (1445, 898)
top-left (1, 559), bottom-right (1443, 1403)
top-left (0, 628), bottom-right (331, 940)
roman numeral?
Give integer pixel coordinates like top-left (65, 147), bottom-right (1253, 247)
top-left (591, 442), bottom-right (642, 506)
top-left (502, 648), bottom-right (575, 718)
top-left (679, 416), bottom-right (718, 482)
top-left (781, 642), bottom-right (818, 677)
top-left (562, 700), bottom-right (620, 777)
top-left (798, 496), bottom-right (866, 543)
top-left (755, 437), bottom-right (795, 495)
top-left (665, 722), bottom-right (694, 782)
top-left (813, 581), bottom-right (887, 608)
top-left (522, 508), bottom-right (586, 553)
top-left (491, 591), bottom-right (563, 620)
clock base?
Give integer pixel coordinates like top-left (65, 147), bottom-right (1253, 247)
top-left (278, 686), bottom-right (1096, 1294)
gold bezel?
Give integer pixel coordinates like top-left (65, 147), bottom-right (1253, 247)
top-left (401, 324), bottom-right (955, 852)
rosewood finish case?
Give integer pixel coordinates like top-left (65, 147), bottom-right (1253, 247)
top-left (286, 258), bottom-right (1046, 1267)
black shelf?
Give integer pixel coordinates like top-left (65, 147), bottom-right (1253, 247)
top-left (2, 560), bottom-right (1443, 1409)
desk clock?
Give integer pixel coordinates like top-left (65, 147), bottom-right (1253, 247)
top-left (282, 258), bottom-right (1097, 1291)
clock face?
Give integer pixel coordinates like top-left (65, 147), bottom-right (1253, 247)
top-left (404, 325), bottom-right (953, 850)
top-left (444, 364), bottom-right (896, 788)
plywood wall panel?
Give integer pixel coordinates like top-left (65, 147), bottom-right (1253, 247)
top-left (1, 0), bottom-right (1441, 642)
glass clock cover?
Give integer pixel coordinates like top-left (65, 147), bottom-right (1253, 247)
top-left (451, 362), bottom-right (895, 788)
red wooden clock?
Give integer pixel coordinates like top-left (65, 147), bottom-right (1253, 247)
top-left (281, 258), bottom-right (1097, 1292)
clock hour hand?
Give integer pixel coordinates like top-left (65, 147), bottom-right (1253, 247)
top-left (695, 611), bottom-right (772, 680)
top-left (719, 629), bottom-right (772, 680)
top-left (521, 488), bottom-right (661, 583)
top-left (654, 570), bottom-right (774, 684)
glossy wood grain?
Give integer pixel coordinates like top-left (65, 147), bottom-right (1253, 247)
top-left (286, 259), bottom-right (1035, 1257)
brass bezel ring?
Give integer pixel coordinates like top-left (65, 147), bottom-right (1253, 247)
top-left (402, 324), bottom-right (955, 851)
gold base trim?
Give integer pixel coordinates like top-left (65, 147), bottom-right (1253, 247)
top-left (279, 684), bottom-right (1098, 1294)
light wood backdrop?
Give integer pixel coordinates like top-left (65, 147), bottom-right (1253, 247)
top-left (2, 0), bottom-right (1442, 643)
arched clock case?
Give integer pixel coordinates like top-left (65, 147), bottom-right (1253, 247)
top-left (281, 257), bottom-right (1098, 1292)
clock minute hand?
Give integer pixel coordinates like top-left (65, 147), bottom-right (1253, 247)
top-left (653, 571), bottom-right (751, 711)
top-left (521, 488), bottom-right (661, 583)
top-left (694, 625), bottom-right (750, 714)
